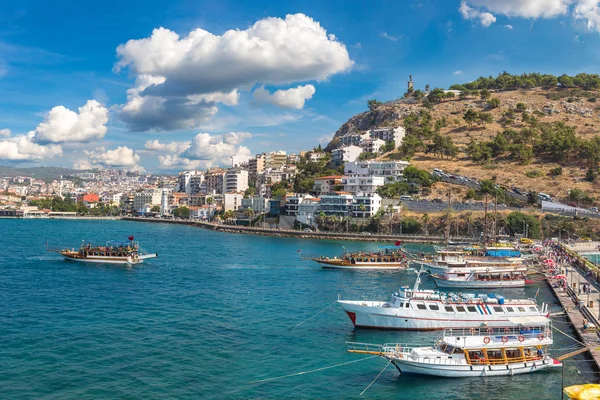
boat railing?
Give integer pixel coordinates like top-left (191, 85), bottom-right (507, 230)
top-left (443, 325), bottom-right (552, 339)
top-left (347, 342), bottom-right (420, 356)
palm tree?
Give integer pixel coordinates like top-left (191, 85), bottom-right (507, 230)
top-left (359, 203), bottom-right (366, 231)
top-left (387, 204), bottom-right (395, 234)
top-left (421, 213), bottom-right (430, 236)
top-left (245, 208), bottom-right (255, 227)
top-left (206, 197), bottom-right (213, 222)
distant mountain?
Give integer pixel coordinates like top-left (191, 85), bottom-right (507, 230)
top-left (0, 166), bottom-right (83, 180)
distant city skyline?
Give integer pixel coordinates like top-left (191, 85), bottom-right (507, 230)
top-left (1, 0), bottom-right (600, 171)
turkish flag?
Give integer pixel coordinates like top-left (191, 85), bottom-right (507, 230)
top-left (128, 236), bottom-right (134, 241)
top-left (395, 241), bottom-right (401, 246)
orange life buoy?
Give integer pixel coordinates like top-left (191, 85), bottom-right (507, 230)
top-left (504, 327), bottom-right (510, 333)
top-left (518, 335), bottom-right (525, 342)
top-left (469, 328), bottom-right (476, 334)
top-left (502, 336), bottom-right (509, 343)
top-left (538, 334), bottom-right (544, 341)
top-left (483, 336), bottom-right (491, 344)
top-left (486, 328), bottom-right (493, 334)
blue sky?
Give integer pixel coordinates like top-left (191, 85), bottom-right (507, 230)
top-left (1, 0), bottom-right (600, 172)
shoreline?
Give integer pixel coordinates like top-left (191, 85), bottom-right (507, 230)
top-left (121, 216), bottom-right (473, 244)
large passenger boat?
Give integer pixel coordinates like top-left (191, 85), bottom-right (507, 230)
top-left (420, 248), bottom-right (523, 275)
top-left (49, 238), bottom-right (157, 265)
top-left (311, 247), bottom-right (408, 270)
top-left (347, 323), bottom-right (561, 377)
top-left (431, 267), bottom-right (529, 289)
top-left (338, 268), bottom-right (548, 330)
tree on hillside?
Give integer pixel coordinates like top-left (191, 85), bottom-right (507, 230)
top-left (463, 108), bottom-right (479, 128)
top-left (478, 112), bottom-right (494, 126)
top-left (558, 74), bottom-right (574, 88)
top-left (487, 98), bottom-right (501, 108)
top-left (506, 212), bottom-right (541, 238)
top-left (480, 89), bottom-right (491, 100)
top-left (367, 99), bottom-right (382, 110)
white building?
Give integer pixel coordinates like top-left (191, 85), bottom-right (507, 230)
top-left (320, 194), bottom-right (354, 217)
top-left (101, 192), bottom-right (123, 205)
top-left (160, 188), bottom-right (173, 215)
top-left (342, 176), bottom-right (386, 195)
top-left (360, 138), bottom-right (386, 154)
top-left (223, 193), bottom-right (244, 212)
top-left (177, 170), bottom-right (204, 194)
top-left (340, 133), bottom-right (365, 147)
top-left (241, 196), bottom-right (269, 213)
top-left (308, 151), bottom-right (326, 162)
top-left (133, 189), bottom-right (162, 211)
top-left (369, 127), bottom-right (406, 146)
top-left (352, 194), bottom-right (382, 218)
top-left (313, 176), bottom-right (342, 196)
top-left (344, 160), bottom-right (410, 182)
top-left (296, 197), bottom-right (322, 227)
top-left (331, 145), bottom-right (363, 165)
top-left (265, 151), bottom-right (287, 168)
top-left (223, 169), bottom-right (249, 193)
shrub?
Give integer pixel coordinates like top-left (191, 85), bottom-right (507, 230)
top-left (525, 169), bottom-right (545, 178)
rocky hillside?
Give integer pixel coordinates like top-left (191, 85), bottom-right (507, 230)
top-left (328, 85), bottom-right (600, 204)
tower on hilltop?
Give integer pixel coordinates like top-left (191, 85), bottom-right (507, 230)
top-left (407, 74), bottom-right (414, 92)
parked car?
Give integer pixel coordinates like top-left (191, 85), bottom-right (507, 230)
top-left (590, 207), bottom-right (598, 213)
top-left (399, 195), bottom-right (412, 201)
top-left (361, 232), bottom-right (372, 235)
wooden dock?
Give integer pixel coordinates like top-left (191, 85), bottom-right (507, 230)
top-left (547, 276), bottom-right (600, 370)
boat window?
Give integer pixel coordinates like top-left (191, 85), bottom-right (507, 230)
top-left (455, 306), bottom-right (465, 312)
top-left (528, 307), bottom-right (537, 312)
top-left (467, 306), bottom-right (477, 313)
top-left (467, 350), bottom-right (485, 362)
top-left (505, 307), bottom-right (514, 312)
top-left (405, 303), bottom-right (410, 308)
top-left (487, 349), bottom-right (503, 360)
top-left (505, 348), bottom-right (521, 359)
top-left (445, 306), bottom-right (454, 312)
top-left (416, 304), bottom-right (427, 310)
top-left (457, 274), bottom-right (466, 277)
top-left (518, 307), bottom-right (526, 312)
top-left (429, 304), bottom-right (439, 311)
top-left (493, 306), bottom-right (503, 313)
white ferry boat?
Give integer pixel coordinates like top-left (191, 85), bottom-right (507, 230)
top-left (338, 269), bottom-right (548, 330)
top-left (431, 267), bottom-right (529, 289)
top-left (421, 249), bottom-right (523, 275)
top-left (48, 238), bottom-right (157, 265)
top-left (347, 323), bottom-right (561, 377)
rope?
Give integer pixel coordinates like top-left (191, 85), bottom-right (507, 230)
top-left (293, 301), bottom-right (338, 328)
top-left (248, 355), bottom-right (379, 384)
top-left (359, 360), bottom-right (391, 397)
top-left (552, 324), bottom-right (588, 347)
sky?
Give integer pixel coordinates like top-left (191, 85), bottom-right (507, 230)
top-left (2, 0), bottom-right (600, 172)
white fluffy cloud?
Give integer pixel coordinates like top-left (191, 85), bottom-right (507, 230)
top-left (459, 1), bottom-right (497, 27)
top-left (0, 132), bottom-right (62, 161)
top-left (86, 146), bottom-right (141, 168)
top-left (33, 100), bottom-right (109, 144)
top-left (144, 139), bottom-right (190, 153)
top-left (460, 1), bottom-right (600, 33)
top-left (0, 129), bottom-right (11, 137)
top-left (252, 84), bottom-right (316, 109)
top-left (154, 132), bottom-right (252, 170)
top-left (114, 13), bottom-right (352, 131)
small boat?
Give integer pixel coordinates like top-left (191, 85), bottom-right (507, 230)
top-left (48, 238), bottom-right (157, 265)
top-left (431, 267), bottom-right (528, 289)
top-left (312, 247), bottom-right (408, 270)
top-left (338, 267), bottom-right (548, 330)
top-left (347, 323), bottom-right (561, 377)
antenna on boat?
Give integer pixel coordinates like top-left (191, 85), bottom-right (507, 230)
top-left (412, 262), bottom-right (425, 292)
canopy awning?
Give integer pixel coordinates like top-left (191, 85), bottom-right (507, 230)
top-left (506, 316), bottom-right (549, 325)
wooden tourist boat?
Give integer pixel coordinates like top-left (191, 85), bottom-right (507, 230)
top-left (48, 237), bottom-right (157, 265)
top-left (347, 322), bottom-right (561, 377)
top-left (312, 248), bottom-right (408, 270)
top-left (338, 267), bottom-right (548, 330)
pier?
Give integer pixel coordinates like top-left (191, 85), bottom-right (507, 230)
top-left (546, 243), bottom-right (600, 370)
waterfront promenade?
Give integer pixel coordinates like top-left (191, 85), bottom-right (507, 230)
top-left (122, 216), bottom-right (477, 244)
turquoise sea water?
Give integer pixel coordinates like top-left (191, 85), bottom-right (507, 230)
top-left (0, 219), bottom-right (596, 399)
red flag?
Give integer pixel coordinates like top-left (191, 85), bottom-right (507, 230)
top-left (128, 236), bottom-right (134, 241)
top-left (395, 241), bottom-right (401, 246)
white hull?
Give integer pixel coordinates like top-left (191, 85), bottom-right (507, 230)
top-left (432, 277), bottom-right (525, 288)
top-left (318, 262), bottom-right (404, 270)
top-left (391, 357), bottom-right (559, 377)
top-left (339, 301), bottom-right (546, 330)
top-left (62, 255), bottom-right (141, 265)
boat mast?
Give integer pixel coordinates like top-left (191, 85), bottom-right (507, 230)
top-left (412, 263), bottom-right (425, 292)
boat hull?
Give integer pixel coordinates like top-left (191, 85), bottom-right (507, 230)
top-left (61, 254), bottom-right (142, 265)
top-left (391, 357), bottom-right (560, 377)
top-left (339, 301), bottom-right (546, 330)
top-left (431, 277), bottom-right (525, 289)
top-left (315, 259), bottom-right (404, 270)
